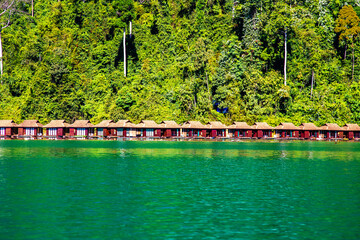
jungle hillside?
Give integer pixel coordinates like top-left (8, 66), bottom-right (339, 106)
top-left (1, 0), bottom-right (360, 126)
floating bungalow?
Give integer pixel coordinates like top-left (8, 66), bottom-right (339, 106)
top-left (43, 120), bottom-right (69, 139)
top-left (134, 120), bottom-right (161, 137)
top-left (206, 121), bottom-right (227, 138)
top-left (228, 122), bottom-right (253, 138)
top-left (342, 124), bottom-right (360, 140)
top-left (0, 120), bottom-right (17, 139)
top-left (252, 122), bottom-right (273, 138)
top-left (69, 120), bottom-right (94, 139)
top-left (274, 123), bottom-right (300, 139)
top-left (181, 121), bottom-right (208, 138)
top-left (17, 120), bottom-right (43, 139)
top-left (160, 121), bottom-right (181, 138)
top-left (299, 123), bottom-right (320, 139)
top-left (319, 123), bottom-right (343, 139)
top-left (110, 120), bottom-right (134, 137)
top-left (94, 120), bottom-right (114, 138)
top-left (0, 118), bottom-right (359, 141)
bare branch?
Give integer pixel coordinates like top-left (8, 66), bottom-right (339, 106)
top-left (0, 0), bottom-right (15, 17)
top-left (1, 19), bottom-right (10, 30)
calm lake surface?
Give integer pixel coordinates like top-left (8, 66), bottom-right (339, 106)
top-left (0, 141), bottom-right (359, 239)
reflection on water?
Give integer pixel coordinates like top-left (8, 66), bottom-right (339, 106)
top-left (0, 141), bottom-right (359, 239)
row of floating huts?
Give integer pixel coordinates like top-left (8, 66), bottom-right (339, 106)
top-left (0, 119), bottom-right (360, 140)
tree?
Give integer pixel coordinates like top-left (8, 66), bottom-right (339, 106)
top-left (264, 2), bottom-right (294, 86)
top-left (335, 5), bottom-right (360, 80)
top-left (0, 0), bottom-right (15, 80)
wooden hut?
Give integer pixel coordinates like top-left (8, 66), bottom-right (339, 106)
top-left (134, 120), bottom-right (161, 137)
top-left (227, 122), bottom-right (253, 138)
top-left (160, 121), bottom-right (181, 138)
top-left (94, 120), bottom-right (114, 138)
top-left (43, 120), bottom-right (69, 139)
top-left (181, 121), bottom-right (208, 138)
top-left (69, 120), bottom-right (94, 139)
top-left (299, 123), bottom-right (319, 139)
top-left (17, 120), bottom-right (43, 139)
top-left (319, 123), bottom-right (343, 139)
top-left (252, 122), bottom-right (273, 138)
top-left (0, 120), bottom-right (17, 139)
top-left (342, 124), bottom-right (360, 140)
top-left (274, 123), bottom-right (300, 138)
top-left (206, 121), bottom-right (227, 138)
top-left (108, 120), bottom-right (135, 137)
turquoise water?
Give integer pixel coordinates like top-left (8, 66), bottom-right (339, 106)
top-left (0, 141), bottom-right (359, 239)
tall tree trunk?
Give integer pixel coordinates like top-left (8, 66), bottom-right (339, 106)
top-left (352, 42), bottom-right (354, 80)
top-left (206, 71), bottom-right (211, 102)
top-left (0, 31), bottom-right (3, 83)
top-left (284, 28), bottom-right (287, 86)
top-left (32, 0), bottom-right (34, 17)
top-left (344, 43), bottom-right (347, 59)
top-left (311, 69), bottom-right (314, 99)
top-left (129, 21), bottom-right (132, 38)
top-left (123, 28), bottom-right (126, 77)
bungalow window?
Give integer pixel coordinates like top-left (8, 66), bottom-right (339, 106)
top-left (89, 128), bottom-right (94, 136)
top-left (48, 128), bottom-right (57, 136)
top-left (146, 129), bottom-right (154, 137)
top-left (98, 128), bottom-right (103, 136)
top-left (171, 129), bottom-right (178, 136)
top-left (0, 128), bottom-right (5, 135)
top-left (320, 131), bottom-right (327, 138)
top-left (117, 128), bottom-right (123, 136)
top-left (77, 128), bottom-right (86, 136)
top-left (25, 128), bottom-right (35, 135)
top-left (136, 129), bottom-right (143, 137)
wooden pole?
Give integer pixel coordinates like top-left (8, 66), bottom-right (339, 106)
top-left (0, 31), bottom-right (3, 81)
top-left (284, 28), bottom-right (287, 86)
top-left (123, 28), bottom-right (126, 77)
top-left (130, 21), bottom-right (132, 38)
top-left (311, 69), bottom-right (314, 99)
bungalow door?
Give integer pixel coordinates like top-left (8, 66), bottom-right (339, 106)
top-left (146, 129), bottom-right (154, 137)
top-left (0, 128), bottom-right (5, 136)
top-left (25, 128), bottom-right (35, 136)
top-left (48, 128), bottom-right (57, 136)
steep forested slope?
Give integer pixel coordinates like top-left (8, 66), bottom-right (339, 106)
top-left (0, 0), bottom-right (360, 126)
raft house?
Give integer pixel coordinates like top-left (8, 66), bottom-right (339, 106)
top-left (1, 119), bottom-right (360, 141)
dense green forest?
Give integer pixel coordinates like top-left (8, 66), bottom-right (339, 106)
top-left (0, 0), bottom-right (360, 126)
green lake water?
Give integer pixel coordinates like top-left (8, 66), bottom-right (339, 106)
top-left (0, 141), bottom-right (359, 239)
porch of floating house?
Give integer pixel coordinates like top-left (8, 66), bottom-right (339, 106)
top-left (343, 124), bottom-right (360, 139)
top-left (228, 122), bottom-right (253, 138)
top-left (107, 120), bottom-right (134, 137)
top-left (43, 120), bottom-right (69, 139)
top-left (17, 120), bottom-right (43, 138)
top-left (181, 121), bottom-right (207, 138)
top-left (319, 123), bottom-right (343, 139)
top-left (0, 120), bottom-right (17, 139)
top-left (274, 123), bottom-right (300, 138)
top-left (298, 123), bottom-right (320, 139)
top-left (206, 122), bottom-right (227, 138)
top-left (134, 120), bottom-right (161, 137)
top-left (160, 121), bottom-right (181, 137)
top-left (69, 120), bottom-right (94, 138)
top-left (252, 122), bottom-right (273, 138)
top-left (94, 120), bottom-right (114, 138)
